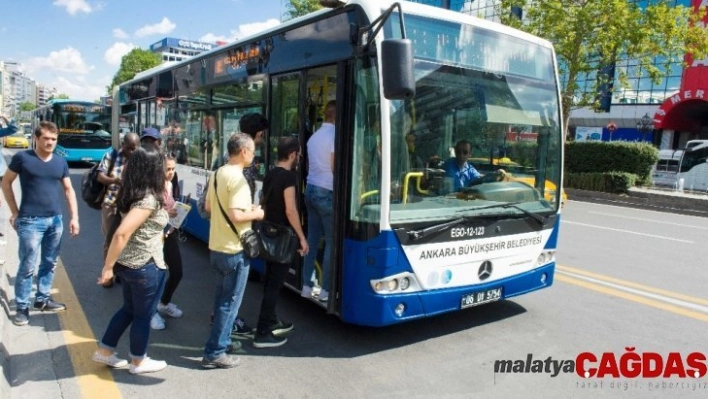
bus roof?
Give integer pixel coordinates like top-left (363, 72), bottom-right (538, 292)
top-left (120, 0), bottom-right (554, 89)
top-left (46, 99), bottom-right (105, 107)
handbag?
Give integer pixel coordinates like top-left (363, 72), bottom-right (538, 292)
top-left (257, 220), bottom-right (299, 264)
top-left (213, 168), bottom-right (262, 258)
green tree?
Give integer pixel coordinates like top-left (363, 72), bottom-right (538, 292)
top-left (48, 93), bottom-right (69, 101)
top-left (498, 0), bottom-right (708, 137)
top-left (284, 0), bottom-right (323, 20)
top-left (107, 48), bottom-right (161, 94)
top-left (19, 101), bottom-right (36, 112)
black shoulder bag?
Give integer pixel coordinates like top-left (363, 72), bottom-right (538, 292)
top-left (258, 170), bottom-right (299, 264)
top-left (213, 168), bottom-right (262, 258)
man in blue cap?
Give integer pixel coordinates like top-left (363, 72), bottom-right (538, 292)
top-left (140, 127), bottom-right (161, 148)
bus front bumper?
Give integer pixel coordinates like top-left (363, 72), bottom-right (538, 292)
top-left (341, 263), bottom-right (555, 327)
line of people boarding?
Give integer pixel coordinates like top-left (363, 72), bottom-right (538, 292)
top-left (92, 106), bottom-right (336, 373)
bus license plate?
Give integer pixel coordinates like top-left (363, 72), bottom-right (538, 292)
top-left (461, 287), bottom-right (502, 309)
top-left (81, 157), bottom-right (92, 161)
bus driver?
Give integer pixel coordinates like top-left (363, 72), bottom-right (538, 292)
top-left (443, 140), bottom-right (506, 191)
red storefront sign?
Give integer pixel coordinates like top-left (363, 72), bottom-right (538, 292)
top-left (653, 0), bottom-right (708, 129)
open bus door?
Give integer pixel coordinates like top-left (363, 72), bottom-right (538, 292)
top-left (269, 64), bottom-right (343, 314)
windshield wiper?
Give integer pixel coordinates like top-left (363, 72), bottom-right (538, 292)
top-left (408, 216), bottom-right (475, 241)
top-left (457, 202), bottom-right (548, 226)
top-left (407, 202), bottom-right (548, 241)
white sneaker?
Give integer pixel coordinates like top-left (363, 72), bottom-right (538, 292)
top-left (301, 285), bottom-right (313, 298)
top-left (150, 313), bottom-right (165, 330)
top-left (129, 357), bottom-right (167, 374)
top-left (92, 351), bottom-right (128, 368)
top-left (318, 289), bottom-right (329, 302)
top-left (157, 302), bottom-right (183, 318)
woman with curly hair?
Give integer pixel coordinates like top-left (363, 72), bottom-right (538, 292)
top-left (92, 146), bottom-right (170, 375)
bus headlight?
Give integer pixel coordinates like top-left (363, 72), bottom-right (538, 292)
top-left (399, 277), bottom-right (410, 291)
top-left (536, 250), bottom-right (556, 266)
top-left (370, 273), bottom-right (421, 294)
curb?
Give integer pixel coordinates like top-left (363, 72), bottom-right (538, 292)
top-left (0, 149), bottom-right (9, 398)
top-left (0, 251), bottom-right (8, 399)
top-left (565, 188), bottom-right (708, 218)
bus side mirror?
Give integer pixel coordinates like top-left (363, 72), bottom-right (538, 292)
top-left (381, 39), bottom-right (415, 100)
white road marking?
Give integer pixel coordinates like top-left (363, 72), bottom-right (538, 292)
top-left (557, 269), bottom-right (708, 314)
top-left (561, 221), bottom-right (694, 243)
top-left (586, 211), bottom-right (708, 230)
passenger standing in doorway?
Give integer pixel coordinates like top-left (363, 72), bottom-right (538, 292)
top-left (253, 137), bottom-right (308, 348)
top-left (3, 121), bottom-right (80, 326)
top-left (302, 100), bottom-right (336, 302)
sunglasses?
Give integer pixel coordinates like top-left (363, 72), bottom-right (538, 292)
top-left (455, 149), bottom-right (470, 155)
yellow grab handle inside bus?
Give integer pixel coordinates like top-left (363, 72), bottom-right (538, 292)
top-left (360, 190), bottom-right (379, 201)
top-left (402, 172), bottom-right (428, 204)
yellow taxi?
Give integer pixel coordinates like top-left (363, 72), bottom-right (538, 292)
top-left (469, 157), bottom-right (567, 204)
top-left (4, 132), bottom-right (29, 148)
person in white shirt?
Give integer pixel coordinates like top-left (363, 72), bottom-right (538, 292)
top-left (302, 100), bottom-right (336, 302)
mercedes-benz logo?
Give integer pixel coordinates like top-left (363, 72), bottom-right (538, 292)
top-left (478, 261), bottom-right (493, 281)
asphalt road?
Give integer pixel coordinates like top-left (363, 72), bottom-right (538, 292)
top-left (5, 159), bottom-right (708, 398)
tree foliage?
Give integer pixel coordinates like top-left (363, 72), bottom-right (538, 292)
top-left (498, 0), bottom-right (708, 136)
top-left (284, 0), bottom-right (323, 20)
top-left (47, 93), bottom-right (69, 101)
top-left (18, 101), bottom-right (36, 112)
top-left (107, 48), bottom-right (162, 94)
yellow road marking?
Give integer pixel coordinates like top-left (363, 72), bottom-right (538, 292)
top-left (557, 264), bottom-right (708, 306)
top-left (555, 274), bottom-right (708, 323)
top-left (53, 258), bottom-right (123, 399)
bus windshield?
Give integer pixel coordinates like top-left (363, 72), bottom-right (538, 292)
top-left (45, 101), bottom-right (111, 134)
top-left (384, 14), bottom-right (562, 224)
top-left (36, 100), bottom-right (113, 162)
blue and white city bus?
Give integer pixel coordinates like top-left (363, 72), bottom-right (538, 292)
top-left (111, 0), bottom-right (563, 327)
top-left (32, 99), bottom-right (112, 162)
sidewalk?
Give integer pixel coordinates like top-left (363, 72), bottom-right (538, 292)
top-left (0, 149), bottom-right (68, 399)
top-left (0, 201), bottom-right (12, 398)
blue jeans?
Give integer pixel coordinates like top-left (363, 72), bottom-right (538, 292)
top-left (203, 250), bottom-right (250, 360)
top-left (303, 184), bottom-right (333, 291)
top-left (99, 262), bottom-right (166, 360)
top-left (14, 215), bottom-right (63, 310)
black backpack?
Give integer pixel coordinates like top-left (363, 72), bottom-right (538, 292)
top-left (81, 149), bottom-right (117, 210)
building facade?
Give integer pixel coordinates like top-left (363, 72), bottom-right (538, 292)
top-left (410, 0), bottom-right (708, 150)
top-left (149, 37), bottom-right (218, 63)
top-left (0, 62), bottom-right (36, 118)
top-left (36, 85), bottom-right (57, 108)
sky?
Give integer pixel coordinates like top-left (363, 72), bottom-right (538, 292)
top-left (1, 0), bottom-right (286, 101)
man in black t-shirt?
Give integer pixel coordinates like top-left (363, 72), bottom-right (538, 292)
top-left (2, 121), bottom-right (80, 326)
top-left (253, 137), bottom-right (308, 348)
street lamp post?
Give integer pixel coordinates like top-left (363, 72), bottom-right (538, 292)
top-left (636, 113), bottom-right (653, 142)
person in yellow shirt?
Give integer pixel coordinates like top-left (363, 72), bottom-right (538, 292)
top-left (201, 133), bottom-right (264, 369)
